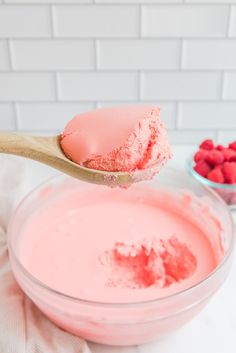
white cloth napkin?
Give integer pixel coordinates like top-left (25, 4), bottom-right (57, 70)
top-left (0, 156), bottom-right (91, 353)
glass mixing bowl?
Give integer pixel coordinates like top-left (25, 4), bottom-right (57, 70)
top-left (7, 168), bottom-right (235, 346)
top-left (188, 159), bottom-right (236, 211)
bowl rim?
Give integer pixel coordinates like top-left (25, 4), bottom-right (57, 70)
top-left (7, 169), bottom-right (235, 308)
top-left (188, 158), bottom-right (236, 190)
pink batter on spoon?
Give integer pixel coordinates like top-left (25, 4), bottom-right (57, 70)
top-left (60, 105), bottom-right (171, 172)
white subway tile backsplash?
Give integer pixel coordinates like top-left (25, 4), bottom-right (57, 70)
top-left (0, 2), bottom-right (235, 141)
top-left (218, 131), bottom-right (236, 144)
top-left (97, 101), bottom-right (176, 129)
top-left (158, 103), bottom-right (176, 129)
top-left (168, 130), bottom-right (216, 145)
top-left (58, 72), bottom-right (138, 101)
top-left (186, 0), bottom-right (236, 2)
top-left (229, 6), bottom-right (236, 37)
top-left (0, 40), bottom-right (10, 70)
top-left (0, 73), bottom-right (55, 101)
top-left (223, 72), bottom-right (236, 100)
top-left (97, 40), bottom-right (180, 70)
top-left (179, 103), bottom-right (236, 129)
top-left (11, 40), bottom-right (94, 70)
top-left (183, 40), bottom-right (236, 70)
top-left (141, 72), bottom-right (221, 100)
top-left (142, 5), bottom-right (228, 38)
top-left (6, 0), bottom-right (92, 3)
top-left (54, 5), bottom-right (139, 38)
top-left (17, 102), bottom-right (94, 130)
top-left (0, 104), bottom-right (15, 130)
top-left (0, 6), bottom-right (51, 38)
top-left (95, 0), bottom-right (182, 3)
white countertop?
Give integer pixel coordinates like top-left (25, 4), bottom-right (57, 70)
top-left (15, 146), bottom-right (236, 353)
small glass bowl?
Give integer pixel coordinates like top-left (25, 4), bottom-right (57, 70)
top-left (188, 159), bottom-right (236, 211)
top-left (7, 168), bottom-right (235, 346)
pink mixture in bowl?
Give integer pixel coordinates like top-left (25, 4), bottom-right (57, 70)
top-left (7, 168), bottom-right (234, 345)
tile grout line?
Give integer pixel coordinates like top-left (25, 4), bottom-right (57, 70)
top-left (94, 40), bottom-right (98, 71)
top-left (30, 1), bottom-right (58, 105)
top-left (173, 102), bottom-right (178, 129)
top-left (221, 72), bottom-right (226, 101)
top-left (2, 36), bottom-right (236, 41)
top-left (179, 39), bottom-right (184, 70)
top-left (6, 40), bottom-right (18, 129)
top-left (1, 69), bottom-right (236, 73)
top-left (14, 103), bottom-right (20, 131)
top-left (138, 72), bottom-right (142, 101)
top-left (220, 71), bottom-right (224, 100)
top-left (1, 2), bottom-right (234, 5)
top-left (7, 40), bottom-right (13, 70)
top-left (54, 72), bottom-right (59, 101)
top-left (50, 5), bottom-right (55, 38)
top-left (218, 0), bottom-right (233, 103)
top-left (2, 99), bottom-right (236, 104)
top-left (227, 4), bottom-right (233, 37)
top-left (12, 103), bottom-right (18, 131)
top-left (176, 102), bottom-right (181, 130)
top-left (138, 4), bottom-right (142, 39)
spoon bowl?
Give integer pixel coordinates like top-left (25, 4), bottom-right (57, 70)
top-left (0, 133), bottom-right (158, 187)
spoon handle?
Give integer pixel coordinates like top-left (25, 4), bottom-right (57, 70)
top-left (0, 133), bottom-right (34, 157)
top-left (0, 133), bottom-right (58, 160)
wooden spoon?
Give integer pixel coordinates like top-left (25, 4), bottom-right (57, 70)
top-left (0, 133), bottom-right (135, 187)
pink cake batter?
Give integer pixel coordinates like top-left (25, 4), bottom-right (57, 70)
top-left (60, 105), bottom-right (171, 172)
top-left (18, 184), bottom-right (223, 303)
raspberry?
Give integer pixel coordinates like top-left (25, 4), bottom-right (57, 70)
top-left (194, 160), bottom-right (211, 177)
top-left (193, 149), bottom-right (208, 163)
top-left (205, 149), bottom-right (224, 166)
top-left (207, 167), bottom-right (224, 184)
top-left (222, 162), bottom-right (236, 184)
top-left (229, 141), bottom-right (236, 151)
top-left (222, 148), bottom-right (236, 162)
top-left (229, 154), bottom-right (236, 162)
top-left (194, 139), bottom-right (236, 184)
top-left (200, 139), bottom-right (214, 150)
top-left (216, 145), bottom-right (224, 151)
